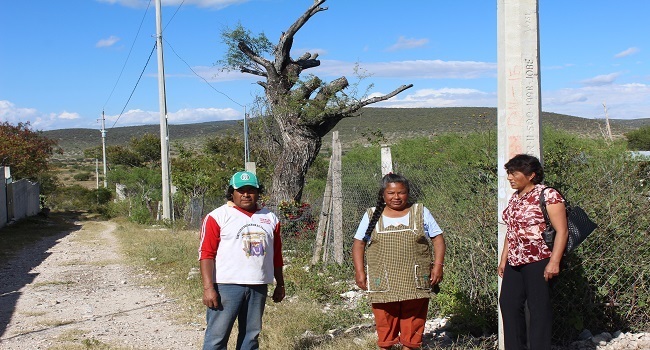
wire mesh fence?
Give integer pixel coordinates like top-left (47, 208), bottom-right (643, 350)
top-left (178, 136), bottom-right (650, 345)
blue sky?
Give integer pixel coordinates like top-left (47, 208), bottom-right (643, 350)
top-left (0, 0), bottom-right (648, 131)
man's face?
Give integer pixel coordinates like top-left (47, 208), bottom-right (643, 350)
top-left (232, 186), bottom-right (259, 211)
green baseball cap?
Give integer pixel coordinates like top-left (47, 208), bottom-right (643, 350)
top-left (229, 171), bottom-right (259, 189)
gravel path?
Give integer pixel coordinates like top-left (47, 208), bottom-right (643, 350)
top-left (0, 219), bottom-right (203, 349)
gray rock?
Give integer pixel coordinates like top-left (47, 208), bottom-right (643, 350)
top-left (578, 329), bottom-right (594, 340)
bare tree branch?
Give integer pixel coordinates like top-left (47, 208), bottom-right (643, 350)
top-left (240, 66), bottom-right (267, 77)
top-left (341, 84), bottom-right (414, 114)
top-left (238, 41), bottom-right (275, 77)
top-left (276, 0), bottom-right (328, 72)
top-left (291, 76), bottom-right (323, 100)
top-left (314, 77), bottom-right (348, 102)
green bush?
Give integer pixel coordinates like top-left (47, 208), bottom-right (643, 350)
top-left (73, 172), bottom-right (92, 181)
top-left (625, 125), bottom-right (650, 150)
top-left (47, 185), bottom-right (113, 214)
top-left (541, 129), bottom-right (650, 341)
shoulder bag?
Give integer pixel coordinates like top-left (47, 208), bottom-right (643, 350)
top-left (540, 187), bottom-right (598, 254)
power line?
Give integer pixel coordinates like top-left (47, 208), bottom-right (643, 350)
top-left (102, 0), bottom-right (153, 111)
top-left (162, 0), bottom-right (186, 33)
top-left (111, 43), bottom-right (157, 129)
top-left (163, 38), bottom-right (244, 107)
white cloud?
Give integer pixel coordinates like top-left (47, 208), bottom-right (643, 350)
top-left (169, 107), bottom-right (240, 123)
top-left (614, 47), bottom-right (640, 58)
top-left (0, 100), bottom-right (244, 131)
top-left (104, 107), bottom-right (241, 128)
top-left (386, 36), bottom-right (429, 52)
top-left (580, 72), bottom-right (621, 86)
top-left (96, 35), bottom-right (120, 48)
top-left (190, 65), bottom-right (257, 83)
top-left (58, 112), bottom-right (81, 120)
top-left (543, 83), bottom-right (650, 119)
top-left (0, 101), bottom-right (89, 130)
top-left (370, 87), bottom-right (496, 108)
top-left (0, 100), bottom-right (40, 125)
top-left (312, 59), bottom-right (496, 79)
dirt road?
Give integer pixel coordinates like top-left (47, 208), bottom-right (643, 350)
top-left (0, 219), bottom-right (204, 349)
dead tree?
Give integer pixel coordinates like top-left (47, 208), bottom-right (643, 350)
top-left (226, 0), bottom-right (412, 204)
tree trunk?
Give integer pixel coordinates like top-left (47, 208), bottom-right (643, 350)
top-left (269, 123), bottom-right (321, 205)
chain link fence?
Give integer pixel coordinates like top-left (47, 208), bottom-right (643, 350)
top-left (179, 134), bottom-right (650, 345)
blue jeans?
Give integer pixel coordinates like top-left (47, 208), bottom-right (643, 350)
top-left (202, 284), bottom-right (268, 350)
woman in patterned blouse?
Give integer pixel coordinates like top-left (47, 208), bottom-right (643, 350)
top-left (352, 173), bottom-right (445, 350)
top-left (498, 154), bottom-right (569, 350)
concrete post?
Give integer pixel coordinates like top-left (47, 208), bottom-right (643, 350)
top-left (0, 167), bottom-right (6, 228)
top-left (380, 145), bottom-right (393, 176)
top-left (497, 0), bottom-right (543, 348)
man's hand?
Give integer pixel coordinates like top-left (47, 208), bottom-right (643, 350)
top-left (272, 285), bottom-right (285, 303)
top-left (203, 287), bottom-right (219, 309)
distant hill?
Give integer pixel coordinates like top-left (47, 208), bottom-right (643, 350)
top-left (44, 107), bottom-right (649, 159)
top-left (44, 120), bottom-right (242, 159)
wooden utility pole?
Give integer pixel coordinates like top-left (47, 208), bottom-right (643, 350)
top-left (155, 0), bottom-right (172, 221)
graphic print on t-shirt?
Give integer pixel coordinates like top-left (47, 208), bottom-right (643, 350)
top-left (242, 231), bottom-right (266, 257)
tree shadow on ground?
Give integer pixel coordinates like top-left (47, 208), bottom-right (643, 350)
top-left (0, 211), bottom-right (83, 338)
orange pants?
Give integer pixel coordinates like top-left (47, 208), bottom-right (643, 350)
top-left (372, 298), bottom-right (429, 349)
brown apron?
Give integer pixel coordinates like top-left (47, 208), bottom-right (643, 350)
top-left (365, 203), bottom-right (434, 304)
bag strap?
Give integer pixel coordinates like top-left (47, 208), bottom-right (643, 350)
top-left (539, 186), bottom-right (568, 227)
top-left (539, 187), bottom-right (552, 228)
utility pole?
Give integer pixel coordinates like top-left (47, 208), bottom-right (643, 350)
top-left (100, 111), bottom-right (108, 188)
top-left (243, 106), bottom-right (249, 164)
top-left (155, 0), bottom-right (172, 221)
top-left (497, 1), bottom-right (542, 348)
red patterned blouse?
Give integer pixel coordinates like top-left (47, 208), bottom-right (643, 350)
top-left (502, 184), bottom-right (565, 266)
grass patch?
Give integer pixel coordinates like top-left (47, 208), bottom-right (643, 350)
top-left (55, 329), bottom-right (90, 342)
top-left (111, 220), bottom-right (379, 349)
top-left (36, 319), bottom-right (75, 327)
top-left (112, 220), bottom-right (204, 325)
top-left (52, 329), bottom-right (132, 350)
top-left (69, 222), bottom-right (106, 242)
top-left (32, 280), bottom-right (76, 288)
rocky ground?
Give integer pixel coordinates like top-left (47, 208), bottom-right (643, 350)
top-left (0, 219), bottom-right (203, 349)
top-left (0, 217), bottom-right (647, 349)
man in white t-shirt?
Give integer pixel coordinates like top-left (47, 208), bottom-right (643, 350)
top-left (198, 171), bottom-right (285, 350)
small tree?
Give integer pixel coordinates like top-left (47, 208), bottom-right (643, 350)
top-left (0, 121), bottom-right (60, 180)
top-left (625, 125), bottom-right (650, 151)
top-left (129, 133), bottom-right (161, 166)
top-left (218, 0), bottom-right (412, 204)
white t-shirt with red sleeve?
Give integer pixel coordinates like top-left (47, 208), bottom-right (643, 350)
top-left (198, 201), bottom-right (283, 285)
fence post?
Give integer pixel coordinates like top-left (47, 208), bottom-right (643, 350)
top-left (311, 155), bottom-right (333, 265)
top-left (381, 144), bottom-right (393, 176)
top-left (331, 131), bottom-right (344, 264)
